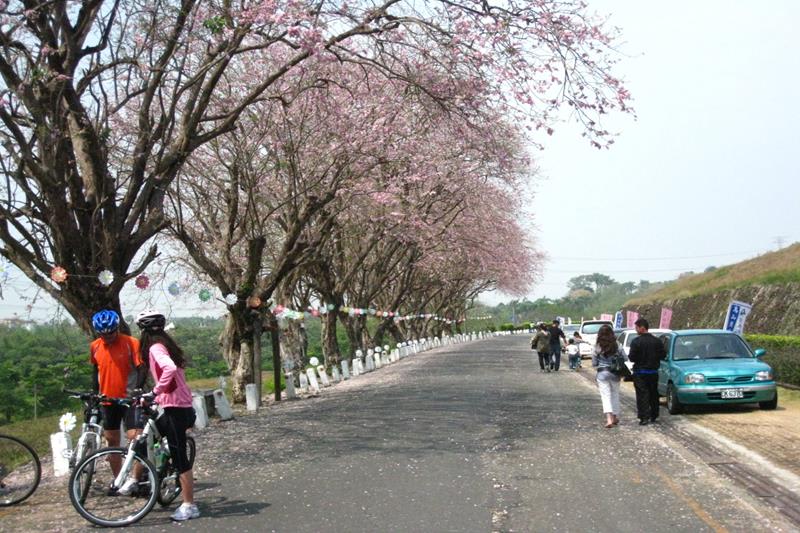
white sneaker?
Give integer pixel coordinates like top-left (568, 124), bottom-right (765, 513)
top-left (171, 503), bottom-right (200, 521)
top-left (117, 477), bottom-right (138, 496)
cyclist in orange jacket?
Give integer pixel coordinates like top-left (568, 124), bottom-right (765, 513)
top-left (90, 310), bottom-right (146, 478)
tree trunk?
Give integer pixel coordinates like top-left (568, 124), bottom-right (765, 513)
top-left (343, 316), bottom-right (362, 356)
top-left (321, 311), bottom-right (341, 366)
top-left (370, 318), bottom-right (393, 350)
top-left (220, 309), bottom-right (256, 404)
top-left (280, 320), bottom-right (307, 373)
top-left (252, 314), bottom-right (262, 405)
top-left (269, 314), bottom-right (281, 402)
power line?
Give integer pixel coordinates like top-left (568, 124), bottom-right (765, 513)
top-left (547, 267), bottom-right (711, 274)
top-left (551, 250), bottom-right (765, 261)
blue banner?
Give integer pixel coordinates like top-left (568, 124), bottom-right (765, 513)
top-left (723, 301), bottom-right (752, 334)
top-left (614, 311), bottom-right (623, 329)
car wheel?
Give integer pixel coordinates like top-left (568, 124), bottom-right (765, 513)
top-left (667, 383), bottom-right (683, 415)
top-left (759, 391), bottom-right (778, 410)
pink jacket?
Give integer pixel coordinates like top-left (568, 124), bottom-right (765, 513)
top-left (148, 343), bottom-right (193, 408)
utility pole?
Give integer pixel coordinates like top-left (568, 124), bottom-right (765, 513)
top-left (774, 236), bottom-right (787, 250)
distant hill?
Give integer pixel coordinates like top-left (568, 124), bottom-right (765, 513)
top-left (625, 243), bottom-right (800, 335)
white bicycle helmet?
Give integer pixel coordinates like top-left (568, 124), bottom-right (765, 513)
top-left (135, 309), bottom-right (166, 330)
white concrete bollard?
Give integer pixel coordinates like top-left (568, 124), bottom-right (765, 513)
top-left (317, 366), bottom-right (331, 387)
top-left (284, 373), bottom-right (298, 399)
top-left (299, 372), bottom-right (309, 392)
top-left (192, 393), bottom-right (209, 429)
top-left (390, 349), bottom-right (399, 362)
top-left (50, 431), bottom-right (72, 477)
top-left (372, 349), bottom-right (382, 369)
top-left (245, 383), bottom-right (259, 412)
top-left (213, 389), bottom-right (234, 420)
top-left (352, 358), bottom-right (361, 376)
top-left (365, 353), bottom-right (375, 372)
top-left (342, 360), bottom-right (351, 379)
top-left (331, 366), bottom-right (341, 382)
top-left (305, 368), bottom-right (321, 394)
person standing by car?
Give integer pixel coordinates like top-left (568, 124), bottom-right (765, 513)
top-left (592, 324), bottom-right (626, 428)
top-left (89, 309), bottom-right (146, 477)
top-left (628, 317), bottom-right (666, 425)
top-left (531, 323), bottom-right (551, 372)
top-left (136, 310), bottom-right (199, 521)
top-left (548, 319), bottom-right (567, 371)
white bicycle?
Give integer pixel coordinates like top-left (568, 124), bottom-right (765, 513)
top-left (68, 394), bottom-right (195, 527)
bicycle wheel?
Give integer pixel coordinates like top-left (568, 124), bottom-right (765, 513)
top-left (157, 436), bottom-right (196, 506)
top-left (76, 435), bottom-right (99, 504)
top-left (69, 447), bottom-right (158, 527)
top-left (0, 434), bottom-right (41, 507)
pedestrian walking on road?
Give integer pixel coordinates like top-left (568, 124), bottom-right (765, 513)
top-left (567, 338), bottom-right (580, 370)
top-left (628, 317), bottom-right (667, 426)
top-left (592, 324), bottom-right (627, 428)
top-left (548, 319), bottom-right (567, 371)
top-left (531, 323), bottom-right (551, 371)
top-left (136, 310), bottom-right (199, 522)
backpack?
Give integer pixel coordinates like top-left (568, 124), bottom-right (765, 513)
top-left (607, 348), bottom-right (631, 378)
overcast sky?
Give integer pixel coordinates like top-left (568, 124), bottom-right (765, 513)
top-left (485, 0), bottom-right (800, 304)
top-left (2, 1), bottom-right (799, 319)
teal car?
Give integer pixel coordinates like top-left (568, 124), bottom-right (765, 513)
top-left (658, 329), bottom-right (777, 414)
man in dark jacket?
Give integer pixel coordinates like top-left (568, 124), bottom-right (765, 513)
top-left (628, 317), bottom-right (667, 425)
top-left (548, 319), bottom-right (567, 371)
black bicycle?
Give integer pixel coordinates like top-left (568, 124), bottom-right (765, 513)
top-left (68, 395), bottom-right (195, 527)
top-left (0, 433), bottom-right (41, 506)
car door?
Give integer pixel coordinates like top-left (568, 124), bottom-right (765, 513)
top-left (657, 334), bottom-right (673, 395)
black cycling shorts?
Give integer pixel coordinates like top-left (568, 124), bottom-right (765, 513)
top-left (100, 403), bottom-right (144, 431)
top-left (156, 407), bottom-right (197, 474)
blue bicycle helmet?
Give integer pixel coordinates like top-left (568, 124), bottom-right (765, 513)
top-left (92, 309), bottom-right (120, 333)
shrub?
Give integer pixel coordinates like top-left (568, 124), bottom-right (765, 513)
top-left (499, 323), bottom-right (515, 332)
top-left (745, 334), bottom-right (800, 386)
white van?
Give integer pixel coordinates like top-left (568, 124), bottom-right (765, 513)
top-left (576, 320), bottom-right (613, 358)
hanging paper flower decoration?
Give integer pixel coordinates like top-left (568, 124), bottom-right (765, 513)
top-left (168, 282), bottom-right (181, 296)
top-left (98, 270), bottom-right (114, 286)
top-left (59, 412), bottom-right (77, 432)
top-left (248, 296), bottom-right (262, 308)
top-left (327, 304), bottom-right (335, 311)
top-left (310, 357), bottom-right (319, 366)
top-left (199, 288), bottom-right (212, 302)
top-left (224, 293), bottom-right (237, 305)
top-left (135, 274), bottom-right (150, 289)
top-left (51, 266), bottom-right (68, 283)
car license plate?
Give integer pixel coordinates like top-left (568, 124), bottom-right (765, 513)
top-left (721, 389), bottom-right (744, 399)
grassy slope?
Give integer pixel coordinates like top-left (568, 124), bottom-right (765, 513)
top-left (628, 243), bottom-right (800, 305)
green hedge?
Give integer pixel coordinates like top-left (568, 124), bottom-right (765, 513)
top-left (745, 334), bottom-right (800, 386)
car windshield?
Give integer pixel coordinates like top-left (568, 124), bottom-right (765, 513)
top-left (624, 333), bottom-right (639, 347)
top-left (581, 323), bottom-right (609, 335)
top-left (672, 333), bottom-right (753, 361)
top-left (563, 325), bottom-right (579, 334)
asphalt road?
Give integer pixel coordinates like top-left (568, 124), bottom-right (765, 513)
top-left (5, 335), bottom-right (794, 532)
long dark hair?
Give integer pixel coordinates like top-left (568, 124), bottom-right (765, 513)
top-left (596, 324), bottom-right (618, 355)
top-left (139, 329), bottom-right (187, 368)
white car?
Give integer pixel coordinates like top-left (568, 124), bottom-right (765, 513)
top-left (616, 328), bottom-right (673, 356)
top-left (576, 320), bottom-right (614, 359)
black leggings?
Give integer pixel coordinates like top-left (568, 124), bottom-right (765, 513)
top-left (156, 407), bottom-right (196, 473)
top-left (537, 351), bottom-right (550, 369)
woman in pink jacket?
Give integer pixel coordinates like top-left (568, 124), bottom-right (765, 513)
top-left (136, 310), bottom-right (199, 522)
